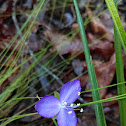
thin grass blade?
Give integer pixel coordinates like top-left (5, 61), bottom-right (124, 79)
top-left (105, 0), bottom-right (126, 52)
top-left (113, 0), bottom-right (126, 125)
top-left (73, 0), bottom-right (106, 126)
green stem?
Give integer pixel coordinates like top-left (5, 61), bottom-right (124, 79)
top-left (113, 0), bottom-right (126, 125)
top-left (73, 0), bottom-right (106, 126)
top-left (52, 117), bottom-right (58, 126)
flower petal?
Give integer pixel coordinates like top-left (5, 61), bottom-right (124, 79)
top-left (35, 95), bottom-right (61, 118)
top-left (60, 79), bottom-right (81, 105)
top-left (57, 108), bottom-right (77, 126)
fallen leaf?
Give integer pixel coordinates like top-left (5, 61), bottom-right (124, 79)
top-left (86, 7), bottom-right (114, 42)
top-left (90, 40), bottom-right (114, 59)
top-left (44, 30), bottom-right (83, 56)
top-left (79, 53), bottom-right (116, 98)
top-left (99, 12), bottom-right (114, 33)
top-left (87, 33), bottom-right (114, 59)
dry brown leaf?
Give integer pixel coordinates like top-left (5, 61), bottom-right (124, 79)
top-left (86, 33), bottom-right (114, 59)
top-left (79, 53), bottom-right (116, 98)
top-left (86, 7), bottom-right (114, 42)
top-left (99, 12), bottom-right (113, 33)
top-left (45, 30), bottom-right (83, 56)
top-left (90, 40), bottom-right (114, 59)
top-left (45, 29), bottom-right (115, 60)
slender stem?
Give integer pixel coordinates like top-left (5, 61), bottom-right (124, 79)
top-left (52, 117), bottom-right (58, 126)
top-left (80, 93), bottom-right (126, 107)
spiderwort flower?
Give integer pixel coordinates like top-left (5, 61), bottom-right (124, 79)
top-left (35, 79), bottom-right (81, 126)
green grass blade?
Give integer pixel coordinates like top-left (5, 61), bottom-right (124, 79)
top-left (80, 93), bottom-right (126, 107)
top-left (73, 0), bottom-right (106, 126)
top-left (113, 0), bottom-right (126, 125)
top-left (0, 113), bottom-right (37, 126)
top-left (0, 51), bottom-right (44, 103)
top-left (105, 0), bottom-right (126, 52)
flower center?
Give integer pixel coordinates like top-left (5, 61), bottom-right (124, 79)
top-left (61, 101), bottom-right (67, 108)
top-left (61, 102), bottom-right (84, 113)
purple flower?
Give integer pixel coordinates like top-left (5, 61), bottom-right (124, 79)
top-left (35, 79), bottom-right (81, 126)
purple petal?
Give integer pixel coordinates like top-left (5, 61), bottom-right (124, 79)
top-left (60, 79), bottom-right (81, 105)
top-left (57, 107), bottom-right (77, 126)
top-left (35, 95), bottom-right (61, 118)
